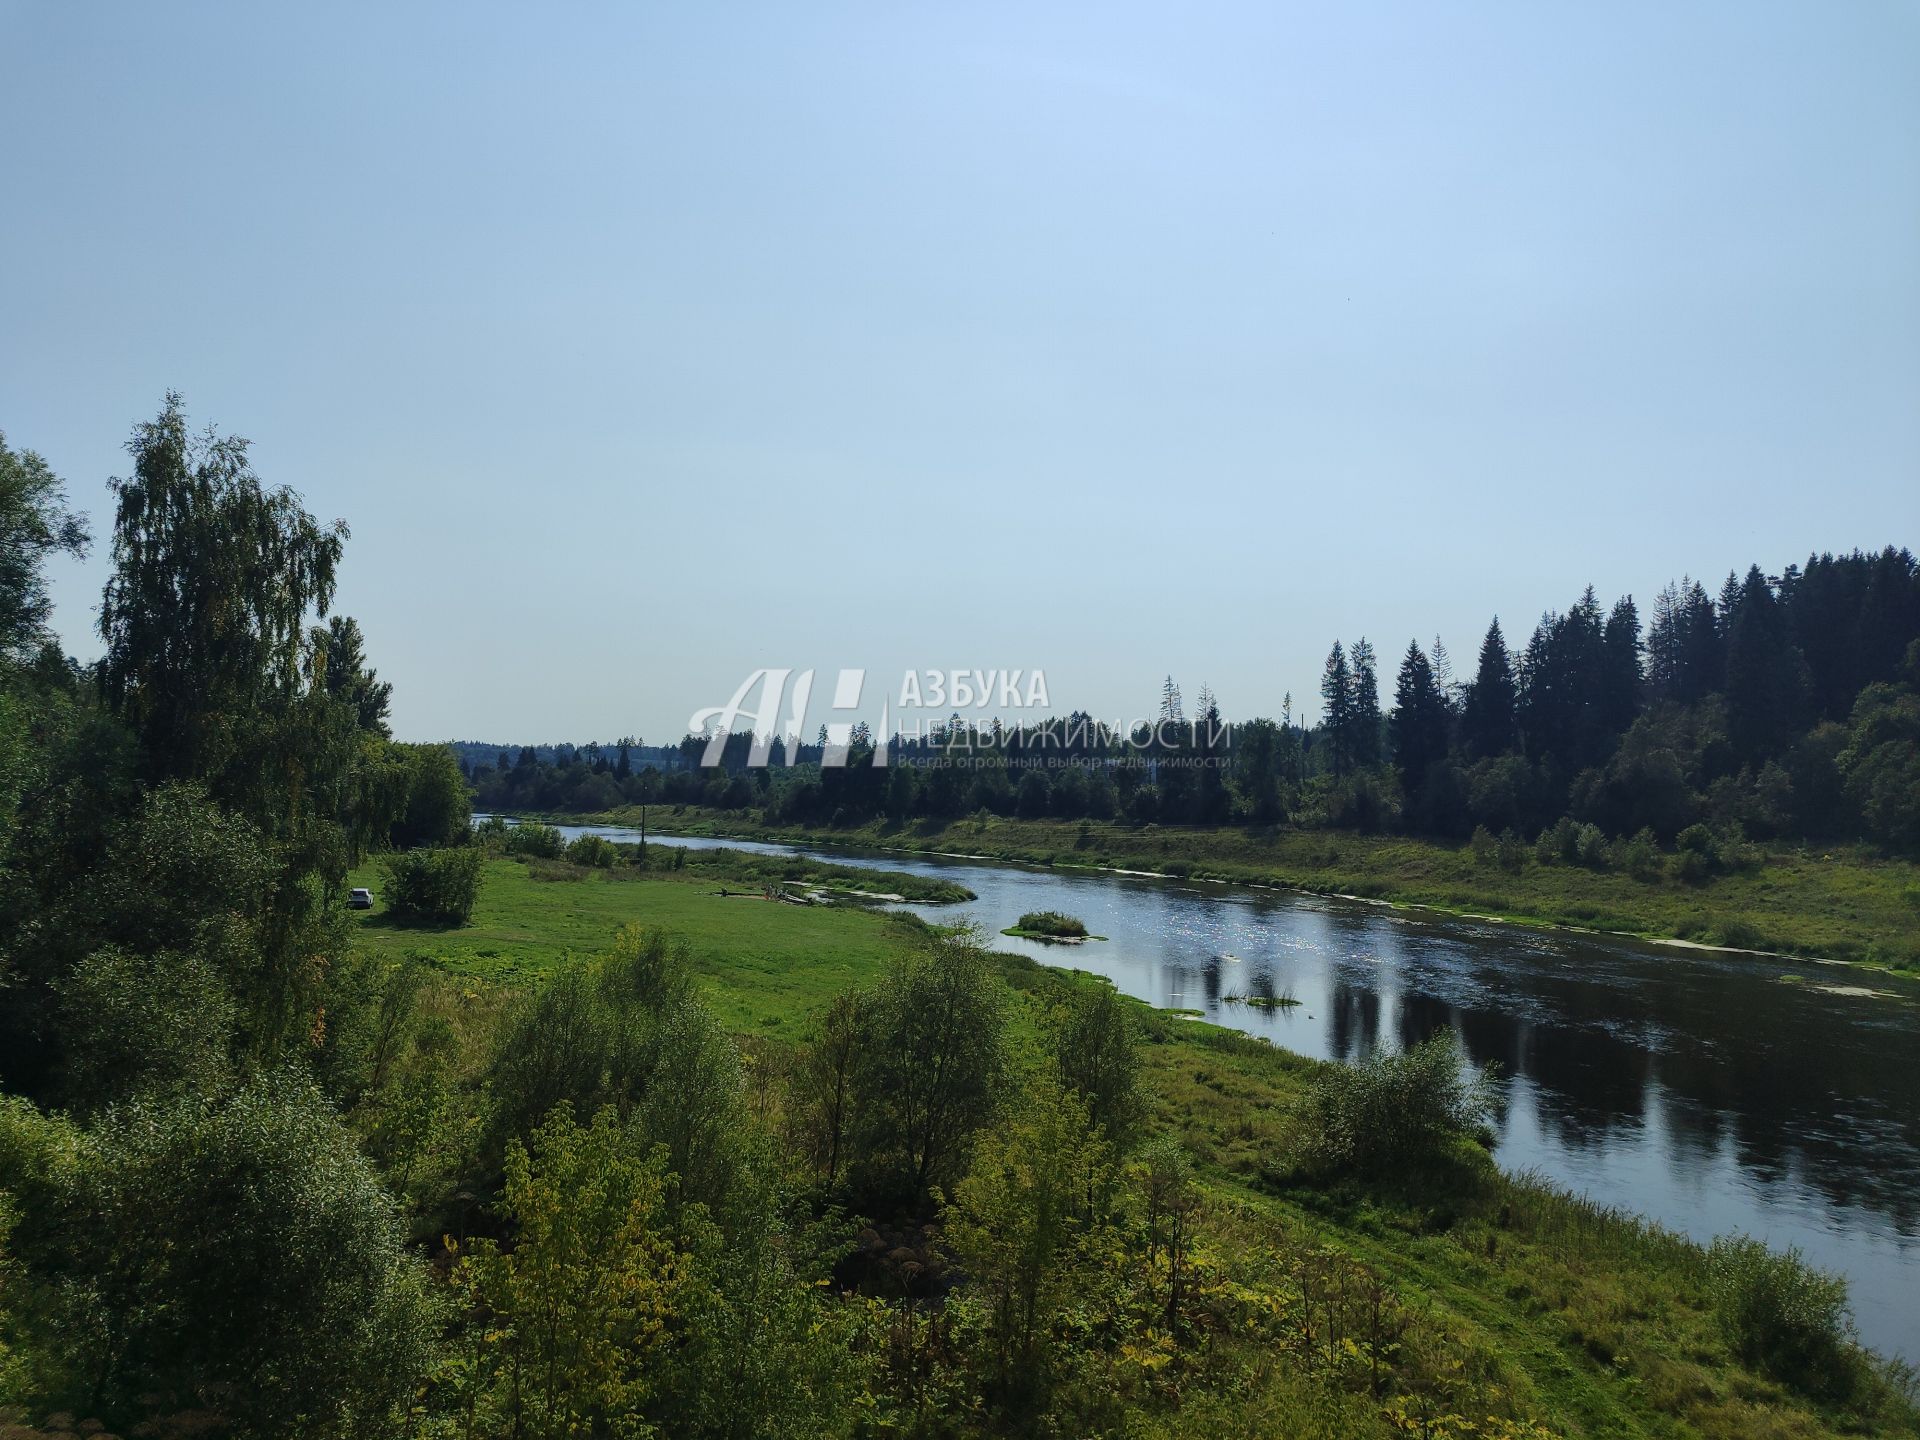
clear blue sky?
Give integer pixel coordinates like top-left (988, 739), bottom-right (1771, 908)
top-left (3, 0), bottom-right (1916, 742)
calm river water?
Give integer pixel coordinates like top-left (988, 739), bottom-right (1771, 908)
top-left (526, 819), bottom-right (1920, 1362)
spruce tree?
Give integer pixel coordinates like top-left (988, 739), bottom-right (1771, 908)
top-left (1461, 618), bottom-right (1518, 758)
top-left (1391, 640), bottom-right (1450, 801)
top-left (1601, 596), bottom-right (1642, 736)
top-left (1349, 639), bottom-right (1383, 767)
top-left (1320, 642), bottom-right (1353, 776)
top-left (1725, 564), bottom-right (1806, 763)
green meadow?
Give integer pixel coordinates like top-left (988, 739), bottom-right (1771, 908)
top-left (344, 850), bottom-right (1919, 1440)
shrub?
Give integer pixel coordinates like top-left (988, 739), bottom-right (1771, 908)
top-left (1468, 825), bottom-right (1497, 867)
top-left (382, 846), bottom-right (482, 925)
top-left (1615, 826), bottom-right (1662, 880)
top-left (486, 927), bottom-right (752, 1226)
top-left (1707, 1235), bottom-right (1860, 1397)
top-left (0, 1074), bottom-right (439, 1437)
top-left (1535, 816), bottom-right (1581, 866)
top-left (1325, 771), bottom-right (1399, 834)
top-left (1676, 822), bottom-right (1717, 859)
top-left (566, 833), bottom-right (620, 869)
top-left (1673, 848), bottom-right (1712, 885)
top-left (1297, 1033), bottom-right (1498, 1177)
top-left (504, 821), bottom-right (565, 859)
top-left (1495, 828), bottom-right (1528, 873)
top-left (1574, 822), bottom-right (1610, 869)
top-left (1013, 910), bottom-right (1088, 939)
top-left (57, 946), bottom-right (234, 1108)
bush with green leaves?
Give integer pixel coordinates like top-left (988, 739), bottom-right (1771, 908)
top-left (1706, 1235), bottom-right (1861, 1398)
top-left (1468, 823), bottom-right (1498, 867)
top-left (56, 946), bottom-right (234, 1108)
top-left (381, 844), bottom-right (482, 924)
top-left (1051, 980), bottom-right (1146, 1154)
top-left (389, 742), bottom-right (471, 848)
top-left (457, 1101), bottom-right (850, 1440)
top-left (486, 926), bottom-right (754, 1227)
top-left (1296, 1032), bottom-right (1498, 1178)
top-left (0, 1073), bottom-right (439, 1438)
top-left (1614, 826), bottom-right (1663, 880)
top-left (1534, 815), bottom-right (1582, 866)
top-left (503, 820), bottom-right (566, 858)
top-left (847, 927), bottom-right (1009, 1206)
top-left (566, 832), bottom-right (621, 868)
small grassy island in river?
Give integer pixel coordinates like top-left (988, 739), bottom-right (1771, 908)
top-left (1002, 908), bottom-right (1102, 942)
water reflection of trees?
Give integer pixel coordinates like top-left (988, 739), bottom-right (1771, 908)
top-left (1318, 968), bottom-right (1919, 1233)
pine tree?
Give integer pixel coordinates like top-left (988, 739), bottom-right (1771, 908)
top-left (1193, 687), bottom-right (1229, 822)
top-left (1391, 640), bottom-right (1450, 799)
top-left (1725, 565), bottom-right (1806, 763)
top-left (1349, 639), bottom-right (1382, 767)
top-left (316, 616), bottom-right (391, 736)
top-left (1159, 675), bottom-right (1184, 723)
top-left (1646, 581), bottom-right (1684, 702)
top-left (1320, 643), bottom-right (1353, 777)
top-left (1461, 618), bottom-right (1518, 758)
top-left (1429, 634), bottom-right (1458, 709)
top-left (1600, 596), bottom-right (1642, 736)
top-left (1680, 579), bottom-right (1723, 700)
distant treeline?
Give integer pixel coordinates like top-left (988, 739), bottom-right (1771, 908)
top-left (450, 737), bottom-right (684, 778)
top-left (473, 548), bottom-right (1920, 853)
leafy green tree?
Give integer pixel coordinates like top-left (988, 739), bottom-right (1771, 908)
top-left (487, 927), bottom-right (754, 1228)
top-left (100, 394), bottom-right (346, 792)
top-left (1051, 980), bottom-right (1146, 1155)
top-left (457, 1103), bottom-right (690, 1440)
top-left (799, 989), bottom-right (867, 1190)
top-left (1297, 1032), bottom-right (1497, 1178)
top-left (1707, 1236), bottom-right (1861, 1399)
top-left (1232, 716), bottom-right (1287, 824)
top-left (315, 615), bottom-right (393, 736)
top-left (1136, 1136), bottom-right (1202, 1340)
top-left (392, 742), bottom-right (472, 848)
top-left (56, 947), bottom-right (234, 1108)
top-left (0, 431), bottom-right (89, 661)
top-left (1015, 767), bottom-right (1050, 818)
top-left (850, 927), bottom-right (1009, 1206)
top-left (1837, 647), bottom-right (1920, 850)
top-left (945, 1078), bottom-right (1112, 1403)
top-left (0, 1073), bottom-right (438, 1438)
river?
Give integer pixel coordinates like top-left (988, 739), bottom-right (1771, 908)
top-left (518, 818), bottom-right (1920, 1362)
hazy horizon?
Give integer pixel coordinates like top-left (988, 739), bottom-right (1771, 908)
top-left (5, 1), bottom-right (1916, 742)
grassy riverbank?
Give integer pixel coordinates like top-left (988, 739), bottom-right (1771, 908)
top-left (568, 805), bottom-right (1920, 972)
top-left (346, 850), bottom-right (1918, 1439)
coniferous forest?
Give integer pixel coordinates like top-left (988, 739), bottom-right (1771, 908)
top-left (473, 551), bottom-right (1920, 856)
